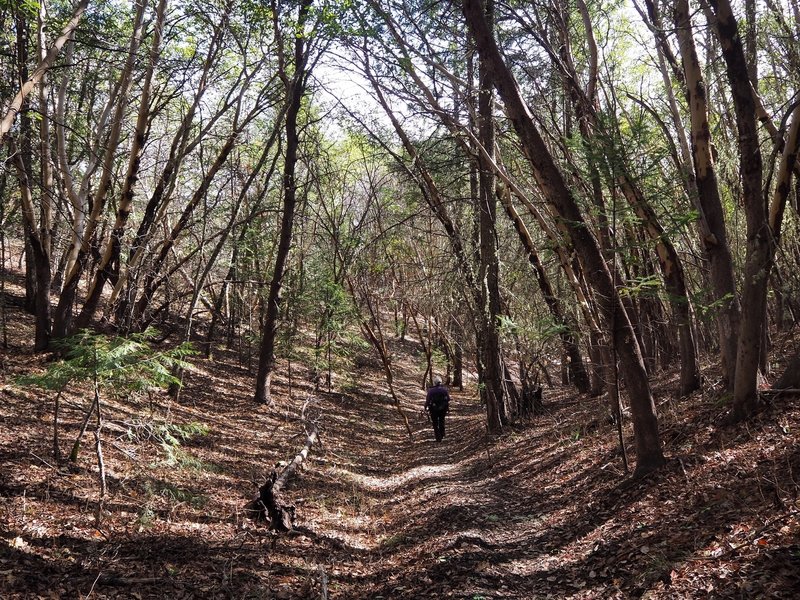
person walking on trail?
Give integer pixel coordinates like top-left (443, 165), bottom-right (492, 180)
top-left (425, 376), bottom-right (450, 442)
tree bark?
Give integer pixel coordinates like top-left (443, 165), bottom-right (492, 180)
top-left (675, 0), bottom-right (741, 389)
top-left (8, 137), bottom-right (51, 350)
top-left (707, 0), bottom-right (769, 421)
top-left (475, 0), bottom-right (504, 432)
top-left (14, 10), bottom-right (37, 315)
top-left (37, 3), bottom-right (54, 264)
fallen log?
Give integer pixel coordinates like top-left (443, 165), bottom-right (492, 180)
top-left (246, 422), bottom-right (319, 531)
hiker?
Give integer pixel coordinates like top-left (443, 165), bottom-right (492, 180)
top-left (425, 376), bottom-right (450, 442)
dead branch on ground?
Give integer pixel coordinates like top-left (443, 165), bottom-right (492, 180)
top-left (246, 398), bottom-right (320, 531)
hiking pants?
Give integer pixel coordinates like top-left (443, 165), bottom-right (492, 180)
top-left (430, 409), bottom-right (446, 441)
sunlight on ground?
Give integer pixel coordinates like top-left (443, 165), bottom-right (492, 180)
top-left (330, 463), bottom-right (461, 492)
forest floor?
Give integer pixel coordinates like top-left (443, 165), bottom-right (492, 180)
top-left (1, 290), bottom-right (800, 599)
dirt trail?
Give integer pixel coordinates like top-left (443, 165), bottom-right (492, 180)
top-left (286, 359), bottom-right (594, 599)
top-left (285, 369), bottom-right (501, 596)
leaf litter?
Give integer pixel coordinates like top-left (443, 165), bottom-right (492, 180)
top-left (0, 298), bottom-right (799, 598)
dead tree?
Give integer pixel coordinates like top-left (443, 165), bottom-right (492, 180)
top-left (247, 420), bottom-right (319, 532)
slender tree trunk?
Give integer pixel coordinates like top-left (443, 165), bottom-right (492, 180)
top-left (254, 0), bottom-right (313, 404)
top-left (549, 2), bottom-right (700, 397)
top-left (52, 31), bottom-right (82, 294)
top-left (588, 332), bottom-right (606, 397)
top-left (675, 0), bottom-right (741, 390)
top-left (450, 317), bottom-right (464, 389)
top-left (182, 118), bottom-right (285, 352)
top-left (744, 0), bottom-right (757, 87)
top-left (707, 0), bottom-right (769, 420)
top-left (476, 0), bottom-right (504, 431)
top-left (13, 11), bottom-right (38, 316)
top-left (37, 3), bottom-right (53, 264)
top-left (347, 275), bottom-right (413, 437)
top-left (9, 138), bottom-right (51, 350)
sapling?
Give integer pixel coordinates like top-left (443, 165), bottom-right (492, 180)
top-left (18, 328), bottom-right (195, 499)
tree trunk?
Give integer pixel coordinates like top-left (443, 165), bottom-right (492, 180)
top-left (475, 0), bottom-right (504, 432)
top-left (587, 331), bottom-right (606, 397)
top-left (549, 2), bottom-right (700, 397)
top-left (674, 0), bottom-right (741, 390)
top-left (707, 0), bottom-right (769, 421)
top-left (248, 423), bottom-right (319, 531)
top-left (451, 317), bottom-right (464, 389)
top-left (9, 138), bottom-right (51, 350)
top-left (14, 11), bottom-right (37, 316)
top-left (37, 3), bottom-right (54, 265)
top-left (128, 132), bottom-right (238, 328)
top-left (254, 0), bottom-right (313, 404)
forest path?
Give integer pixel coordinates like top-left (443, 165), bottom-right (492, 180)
top-left (0, 323), bottom-right (686, 599)
top-left (286, 343), bottom-right (575, 599)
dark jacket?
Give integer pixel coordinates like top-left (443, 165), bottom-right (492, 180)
top-left (425, 384), bottom-right (450, 413)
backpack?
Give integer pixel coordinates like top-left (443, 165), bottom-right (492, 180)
top-left (429, 387), bottom-right (450, 412)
